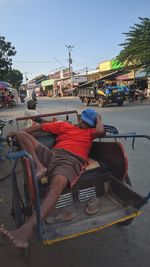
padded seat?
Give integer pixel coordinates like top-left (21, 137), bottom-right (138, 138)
top-left (85, 158), bottom-right (101, 170)
top-left (39, 159), bottom-right (109, 197)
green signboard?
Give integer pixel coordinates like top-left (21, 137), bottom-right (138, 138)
top-left (111, 59), bottom-right (124, 70)
top-left (41, 79), bottom-right (54, 87)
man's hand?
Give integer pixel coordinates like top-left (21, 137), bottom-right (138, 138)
top-left (96, 114), bottom-right (102, 122)
top-left (94, 114), bottom-right (106, 138)
top-left (52, 117), bottom-right (57, 122)
top-left (7, 131), bottom-right (17, 138)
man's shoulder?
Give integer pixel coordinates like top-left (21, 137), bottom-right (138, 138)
top-left (24, 109), bottom-right (40, 116)
top-left (53, 121), bottom-right (77, 131)
top-left (57, 121), bottom-right (74, 127)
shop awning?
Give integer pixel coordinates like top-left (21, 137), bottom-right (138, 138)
top-left (79, 70), bottom-right (123, 88)
top-left (116, 71), bottom-right (135, 80)
top-left (0, 81), bottom-right (12, 89)
top-left (135, 69), bottom-right (150, 79)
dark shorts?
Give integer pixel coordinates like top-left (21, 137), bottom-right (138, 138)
top-left (36, 143), bottom-right (86, 187)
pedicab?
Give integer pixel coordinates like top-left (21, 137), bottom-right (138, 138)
top-left (9, 110), bottom-right (150, 247)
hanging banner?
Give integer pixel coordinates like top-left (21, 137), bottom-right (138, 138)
top-left (116, 71), bottom-right (135, 80)
top-left (71, 76), bottom-right (87, 83)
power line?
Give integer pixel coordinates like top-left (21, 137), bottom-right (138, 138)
top-left (13, 60), bottom-right (56, 63)
top-left (74, 0), bottom-right (147, 46)
top-left (54, 57), bottom-right (66, 68)
top-left (12, 0), bottom-right (148, 78)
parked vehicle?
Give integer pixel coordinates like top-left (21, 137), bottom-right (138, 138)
top-left (78, 81), bottom-right (124, 107)
top-left (129, 88), bottom-right (145, 103)
top-left (32, 91), bottom-right (37, 102)
top-left (10, 110), bottom-right (150, 254)
top-left (19, 89), bottom-right (26, 103)
top-left (119, 85), bottom-right (129, 101)
top-left (20, 95), bottom-right (25, 103)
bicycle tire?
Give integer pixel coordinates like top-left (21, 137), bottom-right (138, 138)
top-left (117, 175), bottom-right (134, 226)
top-left (11, 169), bottom-right (25, 227)
top-left (0, 155), bottom-right (16, 181)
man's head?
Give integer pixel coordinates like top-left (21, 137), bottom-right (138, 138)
top-left (79, 108), bottom-right (98, 128)
top-left (27, 100), bottom-right (36, 110)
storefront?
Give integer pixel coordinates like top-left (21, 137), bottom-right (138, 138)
top-left (99, 59), bottom-right (124, 73)
top-left (41, 79), bottom-right (54, 96)
top-left (115, 71), bottom-right (135, 85)
top-left (135, 69), bottom-right (150, 96)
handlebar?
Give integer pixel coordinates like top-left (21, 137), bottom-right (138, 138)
top-left (0, 120), bottom-right (13, 139)
top-left (103, 133), bottom-right (150, 140)
top-left (104, 125), bottom-right (119, 134)
top-left (15, 110), bottom-right (79, 121)
top-left (102, 133), bottom-right (150, 149)
top-left (0, 119), bottom-right (13, 127)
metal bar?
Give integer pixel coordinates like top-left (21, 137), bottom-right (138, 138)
top-left (104, 125), bottom-right (119, 134)
top-left (11, 150), bottom-right (43, 240)
top-left (26, 153), bottom-right (43, 240)
top-left (103, 134), bottom-right (150, 140)
top-left (15, 110), bottom-right (79, 121)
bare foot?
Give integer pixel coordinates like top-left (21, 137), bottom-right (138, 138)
top-left (0, 225), bottom-right (31, 248)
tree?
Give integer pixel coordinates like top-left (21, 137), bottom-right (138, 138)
top-left (5, 69), bottom-right (23, 89)
top-left (117, 17), bottom-right (150, 73)
top-left (0, 36), bottom-right (16, 80)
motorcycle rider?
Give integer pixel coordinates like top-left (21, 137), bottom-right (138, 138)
top-left (32, 90), bottom-right (37, 103)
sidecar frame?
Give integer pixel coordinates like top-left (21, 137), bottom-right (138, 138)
top-left (10, 110), bottom-right (149, 245)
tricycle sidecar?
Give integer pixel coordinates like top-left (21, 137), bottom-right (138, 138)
top-left (11, 110), bottom-right (149, 245)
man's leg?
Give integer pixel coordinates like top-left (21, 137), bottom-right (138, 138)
top-left (16, 131), bottom-right (47, 178)
top-left (0, 175), bottom-right (68, 248)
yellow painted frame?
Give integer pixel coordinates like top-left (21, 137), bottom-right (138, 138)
top-left (43, 211), bottom-right (142, 245)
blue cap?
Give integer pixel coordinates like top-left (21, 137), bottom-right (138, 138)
top-left (81, 108), bottom-right (98, 127)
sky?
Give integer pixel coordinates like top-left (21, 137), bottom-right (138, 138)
top-left (0, 0), bottom-right (150, 82)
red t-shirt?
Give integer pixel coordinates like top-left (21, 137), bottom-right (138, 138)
top-left (41, 121), bottom-right (96, 161)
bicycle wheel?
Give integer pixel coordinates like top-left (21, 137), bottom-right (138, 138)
top-left (0, 147), bottom-right (16, 181)
top-left (117, 175), bottom-right (134, 226)
top-left (11, 170), bottom-right (25, 227)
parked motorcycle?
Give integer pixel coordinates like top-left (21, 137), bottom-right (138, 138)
top-left (32, 91), bottom-right (37, 103)
top-left (20, 95), bottom-right (25, 103)
top-left (19, 89), bottom-right (26, 103)
top-left (129, 89), bottom-right (145, 103)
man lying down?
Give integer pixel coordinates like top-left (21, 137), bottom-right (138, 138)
top-left (0, 108), bottom-right (105, 248)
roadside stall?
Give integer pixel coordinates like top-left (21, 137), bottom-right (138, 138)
top-left (0, 81), bottom-right (18, 108)
top-left (0, 81), bottom-right (11, 108)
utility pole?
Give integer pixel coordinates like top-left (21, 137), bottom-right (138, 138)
top-left (23, 72), bottom-right (29, 97)
top-left (65, 45), bottom-right (74, 77)
top-left (23, 72), bottom-right (29, 86)
top-left (86, 67), bottom-right (88, 82)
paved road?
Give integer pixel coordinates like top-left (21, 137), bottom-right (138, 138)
top-left (0, 97), bottom-right (150, 267)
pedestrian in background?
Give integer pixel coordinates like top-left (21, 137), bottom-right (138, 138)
top-left (24, 100), bottom-right (41, 127)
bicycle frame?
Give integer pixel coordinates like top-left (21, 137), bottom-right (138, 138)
top-left (0, 119), bottom-right (15, 181)
top-left (0, 119), bottom-right (13, 138)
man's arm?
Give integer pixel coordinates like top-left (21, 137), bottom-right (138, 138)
top-left (93, 115), bottom-right (106, 138)
top-left (33, 117), bottom-right (57, 124)
top-left (7, 124), bottom-right (43, 138)
top-left (7, 117), bottom-right (57, 138)
top-left (22, 124), bottom-right (42, 134)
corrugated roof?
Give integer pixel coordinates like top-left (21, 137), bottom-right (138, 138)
top-left (79, 70), bottom-right (122, 87)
